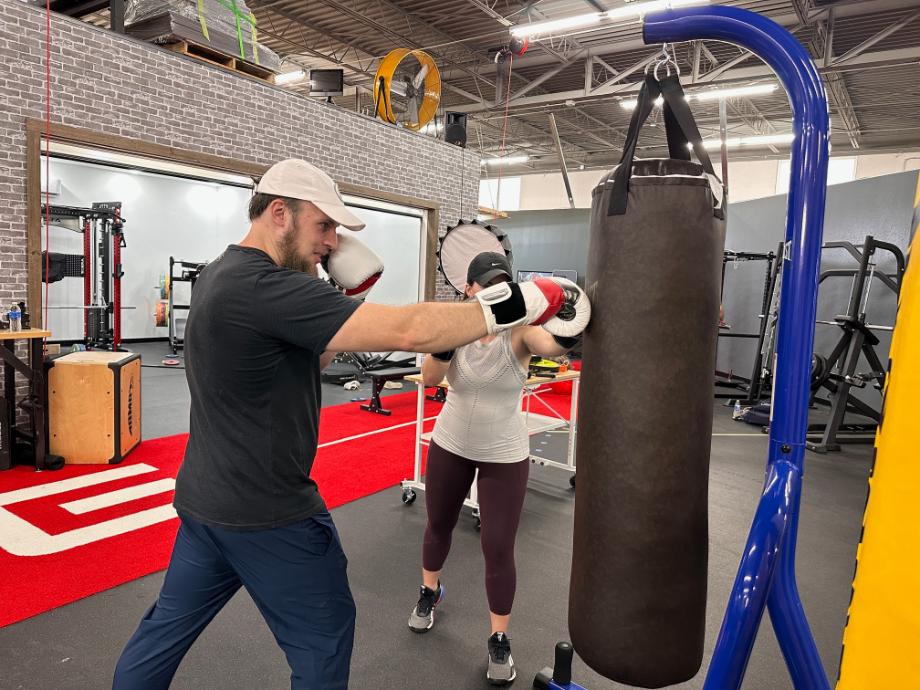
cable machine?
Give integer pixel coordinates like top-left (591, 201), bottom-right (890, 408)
top-left (159, 257), bottom-right (206, 355)
top-left (715, 247), bottom-right (781, 405)
top-left (807, 235), bottom-right (905, 452)
top-left (42, 201), bottom-right (127, 351)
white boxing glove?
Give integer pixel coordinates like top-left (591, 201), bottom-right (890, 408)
top-left (324, 233), bottom-right (384, 301)
top-left (475, 278), bottom-right (565, 335)
top-left (541, 278), bottom-right (591, 338)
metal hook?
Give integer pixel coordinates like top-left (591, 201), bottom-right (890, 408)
top-left (651, 42), bottom-right (681, 80)
top-left (645, 44), bottom-right (666, 75)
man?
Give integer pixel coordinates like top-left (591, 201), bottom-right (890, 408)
top-left (112, 159), bottom-right (580, 690)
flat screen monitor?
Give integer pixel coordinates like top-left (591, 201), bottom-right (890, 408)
top-left (309, 69), bottom-right (344, 97)
top-left (517, 270), bottom-right (554, 282)
top-left (553, 269), bottom-right (578, 283)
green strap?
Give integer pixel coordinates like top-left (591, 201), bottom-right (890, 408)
top-left (214, 0), bottom-right (259, 61)
top-left (196, 0), bottom-right (210, 41)
top-left (229, 0), bottom-right (245, 60)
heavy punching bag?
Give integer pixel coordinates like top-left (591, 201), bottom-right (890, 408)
top-left (569, 74), bottom-right (726, 688)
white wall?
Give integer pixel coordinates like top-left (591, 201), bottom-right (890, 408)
top-left (42, 158), bottom-right (252, 342)
top-left (855, 153), bottom-right (920, 179)
top-left (516, 152), bottom-right (920, 210)
top-left (514, 170), bottom-right (605, 210)
top-left (42, 157), bottom-right (423, 342)
top-left (330, 204), bottom-right (422, 308)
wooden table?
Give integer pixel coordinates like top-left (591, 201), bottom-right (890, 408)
top-left (0, 329), bottom-right (52, 471)
top-left (401, 369), bottom-right (581, 527)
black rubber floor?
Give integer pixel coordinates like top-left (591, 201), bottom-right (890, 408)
top-left (0, 354), bottom-right (872, 689)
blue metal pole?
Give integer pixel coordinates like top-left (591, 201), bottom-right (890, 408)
top-left (644, 7), bottom-right (830, 690)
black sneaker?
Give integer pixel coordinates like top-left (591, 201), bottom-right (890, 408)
top-left (408, 583), bottom-right (444, 633)
top-left (487, 632), bottom-right (516, 685)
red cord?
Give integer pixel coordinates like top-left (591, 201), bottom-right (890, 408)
top-left (43, 0), bottom-right (52, 339)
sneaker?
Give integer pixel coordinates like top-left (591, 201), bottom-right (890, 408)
top-left (408, 583), bottom-right (444, 633)
top-left (487, 632), bottom-right (516, 686)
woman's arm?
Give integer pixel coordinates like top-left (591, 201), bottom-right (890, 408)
top-left (519, 326), bottom-right (577, 358)
top-left (421, 352), bottom-right (452, 386)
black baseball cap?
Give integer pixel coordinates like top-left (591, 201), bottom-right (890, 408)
top-left (467, 251), bottom-right (513, 287)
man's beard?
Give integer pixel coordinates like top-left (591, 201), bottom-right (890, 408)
top-left (277, 225), bottom-right (317, 276)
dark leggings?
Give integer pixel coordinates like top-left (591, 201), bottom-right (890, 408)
top-left (423, 441), bottom-right (529, 616)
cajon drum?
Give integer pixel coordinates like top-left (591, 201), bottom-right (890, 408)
top-left (48, 351), bottom-right (141, 464)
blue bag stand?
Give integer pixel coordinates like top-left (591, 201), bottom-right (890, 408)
top-left (535, 6), bottom-right (831, 690)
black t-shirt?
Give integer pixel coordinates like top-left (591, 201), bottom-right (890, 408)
top-left (173, 245), bottom-right (361, 529)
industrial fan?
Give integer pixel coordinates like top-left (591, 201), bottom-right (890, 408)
top-left (373, 49), bottom-right (441, 131)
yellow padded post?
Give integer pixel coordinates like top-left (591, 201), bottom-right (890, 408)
top-left (837, 177), bottom-right (920, 689)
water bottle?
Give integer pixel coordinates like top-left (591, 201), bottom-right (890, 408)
top-left (8, 303), bottom-right (21, 332)
top-left (733, 400), bottom-right (743, 420)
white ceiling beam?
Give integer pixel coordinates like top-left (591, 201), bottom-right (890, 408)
top-left (832, 8), bottom-right (920, 66)
top-left (790, 0), bottom-right (861, 148)
top-left (506, 48), bottom-right (588, 102)
top-left (450, 46), bottom-right (920, 113)
top-left (439, 0), bottom-right (920, 81)
top-left (463, 0), bottom-right (513, 26)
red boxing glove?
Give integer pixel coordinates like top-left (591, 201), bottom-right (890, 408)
top-left (541, 278), bottom-right (591, 338)
top-left (474, 278), bottom-right (565, 334)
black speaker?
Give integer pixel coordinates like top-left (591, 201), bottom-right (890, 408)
top-left (445, 111), bottom-right (467, 148)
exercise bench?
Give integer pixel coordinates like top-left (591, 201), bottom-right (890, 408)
top-left (360, 367), bottom-right (420, 415)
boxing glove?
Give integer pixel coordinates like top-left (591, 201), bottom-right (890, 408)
top-left (541, 278), bottom-right (591, 338)
top-left (475, 278), bottom-right (565, 335)
top-left (324, 234), bottom-right (384, 300)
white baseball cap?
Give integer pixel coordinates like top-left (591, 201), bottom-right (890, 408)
top-left (254, 159), bottom-right (365, 231)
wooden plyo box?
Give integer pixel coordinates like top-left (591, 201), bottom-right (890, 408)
top-left (48, 351), bottom-right (142, 464)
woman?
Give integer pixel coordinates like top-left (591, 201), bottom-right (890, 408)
top-left (407, 251), bottom-right (584, 686)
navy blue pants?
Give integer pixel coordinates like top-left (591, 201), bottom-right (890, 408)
top-left (113, 511), bottom-right (355, 690)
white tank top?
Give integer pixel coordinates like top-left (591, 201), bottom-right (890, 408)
top-left (431, 330), bottom-right (530, 464)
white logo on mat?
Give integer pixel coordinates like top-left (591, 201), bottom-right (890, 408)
top-left (0, 464), bottom-right (176, 557)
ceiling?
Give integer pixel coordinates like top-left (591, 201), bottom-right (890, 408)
top-left (71, 0), bottom-right (920, 174)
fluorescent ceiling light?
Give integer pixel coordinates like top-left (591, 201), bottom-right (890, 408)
top-left (696, 133), bottom-right (796, 150)
top-left (276, 70), bottom-right (306, 85)
top-left (481, 155), bottom-right (530, 166)
top-left (510, 13), bottom-right (603, 38)
top-left (607, 0), bottom-right (710, 20)
top-left (620, 96), bottom-right (664, 110)
top-left (692, 83), bottom-right (778, 101)
top-left (511, 0), bottom-right (710, 39)
top-left (620, 83), bottom-right (778, 110)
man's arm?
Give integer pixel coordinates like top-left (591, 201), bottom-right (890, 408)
top-left (326, 301), bottom-right (489, 354)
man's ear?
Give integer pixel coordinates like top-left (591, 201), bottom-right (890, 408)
top-left (268, 198), bottom-right (289, 227)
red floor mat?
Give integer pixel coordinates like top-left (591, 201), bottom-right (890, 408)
top-left (0, 387), bottom-right (573, 627)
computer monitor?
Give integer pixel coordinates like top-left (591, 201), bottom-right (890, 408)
top-left (309, 69), bottom-right (344, 98)
top-left (516, 270), bottom-right (554, 282)
top-left (553, 269), bottom-right (578, 283)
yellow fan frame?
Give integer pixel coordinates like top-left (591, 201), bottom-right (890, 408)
top-left (373, 48), bottom-right (441, 131)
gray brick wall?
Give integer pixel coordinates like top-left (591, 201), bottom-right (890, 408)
top-left (0, 0), bottom-right (480, 311)
top-left (0, 0), bottom-right (480, 438)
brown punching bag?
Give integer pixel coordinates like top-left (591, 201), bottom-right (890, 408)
top-left (569, 75), bottom-right (726, 688)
